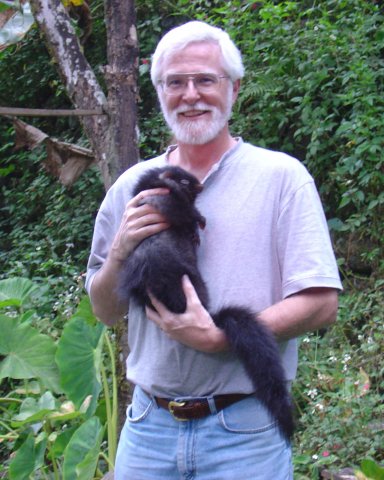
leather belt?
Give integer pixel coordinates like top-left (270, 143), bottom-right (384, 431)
top-left (154, 393), bottom-right (250, 421)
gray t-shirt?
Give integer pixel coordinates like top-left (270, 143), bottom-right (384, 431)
top-left (86, 139), bottom-right (342, 397)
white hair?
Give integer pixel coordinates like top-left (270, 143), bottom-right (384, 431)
top-left (150, 21), bottom-right (245, 86)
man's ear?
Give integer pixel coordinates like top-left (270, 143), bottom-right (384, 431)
top-left (232, 79), bottom-right (241, 104)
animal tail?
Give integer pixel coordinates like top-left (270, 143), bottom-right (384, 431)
top-left (212, 307), bottom-right (295, 441)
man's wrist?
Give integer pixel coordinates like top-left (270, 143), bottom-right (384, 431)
top-left (205, 326), bottom-right (228, 353)
top-left (108, 243), bottom-right (132, 264)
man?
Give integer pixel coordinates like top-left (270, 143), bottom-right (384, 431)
top-left (86, 21), bottom-right (342, 479)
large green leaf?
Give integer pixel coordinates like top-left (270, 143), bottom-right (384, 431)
top-left (9, 434), bottom-right (35, 480)
top-left (72, 295), bottom-right (98, 325)
top-left (62, 416), bottom-right (104, 480)
top-left (56, 317), bottom-right (105, 416)
top-left (9, 433), bottom-right (47, 480)
top-left (11, 391), bottom-right (81, 427)
top-left (360, 459), bottom-right (384, 480)
top-left (0, 277), bottom-right (40, 308)
top-left (12, 391), bottom-right (56, 425)
top-left (50, 425), bottom-right (78, 458)
top-left (0, 315), bottom-right (61, 392)
top-left (76, 425), bottom-right (105, 479)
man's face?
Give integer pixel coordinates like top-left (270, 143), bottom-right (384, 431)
top-left (157, 42), bottom-right (239, 145)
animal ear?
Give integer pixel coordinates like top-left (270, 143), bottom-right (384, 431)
top-left (199, 217), bottom-right (206, 229)
top-left (159, 170), bottom-right (172, 180)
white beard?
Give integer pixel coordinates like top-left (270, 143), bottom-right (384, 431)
top-left (159, 88), bottom-right (234, 145)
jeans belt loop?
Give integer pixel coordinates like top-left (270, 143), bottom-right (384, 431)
top-left (207, 396), bottom-right (217, 414)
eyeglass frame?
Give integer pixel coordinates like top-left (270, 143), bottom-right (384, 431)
top-left (158, 72), bottom-right (231, 96)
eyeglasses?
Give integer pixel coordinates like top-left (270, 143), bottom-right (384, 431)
top-left (159, 72), bottom-right (230, 96)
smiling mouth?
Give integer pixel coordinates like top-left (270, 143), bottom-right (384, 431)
top-left (180, 110), bottom-right (208, 118)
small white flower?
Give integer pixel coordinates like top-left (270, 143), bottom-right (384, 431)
top-left (342, 354), bottom-right (351, 364)
top-left (307, 388), bottom-right (318, 399)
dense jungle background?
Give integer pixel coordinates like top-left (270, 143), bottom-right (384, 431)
top-left (0, 1), bottom-right (383, 479)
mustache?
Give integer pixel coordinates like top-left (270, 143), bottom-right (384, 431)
top-left (174, 103), bottom-right (214, 114)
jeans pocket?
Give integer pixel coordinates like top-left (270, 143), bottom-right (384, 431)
top-left (219, 395), bottom-right (277, 434)
top-left (127, 387), bottom-right (154, 423)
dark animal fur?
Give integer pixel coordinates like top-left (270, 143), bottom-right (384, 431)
top-left (118, 166), bottom-right (294, 440)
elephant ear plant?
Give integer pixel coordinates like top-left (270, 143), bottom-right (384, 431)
top-left (0, 277), bottom-right (118, 479)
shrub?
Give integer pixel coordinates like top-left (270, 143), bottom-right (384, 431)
top-left (0, 137), bottom-right (104, 322)
top-left (293, 283), bottom-right (384, 477)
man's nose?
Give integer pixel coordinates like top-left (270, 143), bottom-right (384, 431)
top-left (182, 79), bottom-right (201, 102)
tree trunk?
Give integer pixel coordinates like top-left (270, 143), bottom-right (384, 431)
top-left (29, 0), bottom-right (139, 190)
top-left (104, 0), bottom-right (139, 179)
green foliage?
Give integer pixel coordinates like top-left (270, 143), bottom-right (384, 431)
top-left (0, 29), bottom-right (75, 137)
top-left (56, 313), bottom-right (105, 417)
top-left (0, 137), bottom-right (104, 322)
top-left (0, 281), bottom-right (117, 479)
top-left (62, 416), bottom-right (104, 480)
top-left (135, 0), bottom-right (182, 158)
top-left (357, 459), bottom-right (384, 480)
top-left (292, 283), bottom-right (384, 477)
top-left (8, 433), bottom-right (47, 480)
top-left (0, 313), bottom-right (61, 393)
top-left (0, 277), bottom-right (40, 310)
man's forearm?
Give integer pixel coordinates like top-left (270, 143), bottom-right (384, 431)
top-left (89, 255), bottom-right (129, 326)
top-left (259, 287), bottom-right (339, 341)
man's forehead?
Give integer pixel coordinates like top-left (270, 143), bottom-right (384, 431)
top-left (162, 42), bottom-right (223, 75)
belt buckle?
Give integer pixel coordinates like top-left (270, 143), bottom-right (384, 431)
top-left (168, 400), bottom-right (188, 421)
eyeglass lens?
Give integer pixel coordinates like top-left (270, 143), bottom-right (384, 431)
top-left (163, 73), bottom-right (226, 94)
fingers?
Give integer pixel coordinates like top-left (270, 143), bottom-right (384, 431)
top-left (125, 187), bottom-right (170, 235)
top-left (145, 297), bottom-right (175, 335)
top-left (145, 286), bottom-right (224, 352)
top-left (129, 187), bottom-right (169, 208)
top-left (182, 275), bottom-right (201, 306)
top-left (110, 188), bottom-right (170, 261)
top-left (147, 291), bottom-right (166, 315)
top-left (128, 205), bottom-right (168, 236)
top-left (145, 303), bottom-right (162, 326)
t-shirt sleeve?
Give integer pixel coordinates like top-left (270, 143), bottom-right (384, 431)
top-left (277, 180), bottom-right (342, 298)
top-left (84, 196), bottom-right (118, 296)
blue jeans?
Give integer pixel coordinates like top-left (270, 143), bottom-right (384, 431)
top-left (114, 386), bottom-right (293, 480)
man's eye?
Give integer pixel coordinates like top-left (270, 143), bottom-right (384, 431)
top-left (167, 78), bottom-right (184, 89)
top-left (196, 75), bottom-right (215, 86)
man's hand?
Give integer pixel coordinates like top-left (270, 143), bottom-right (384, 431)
top-left (109, 187), bottom-right (170, 262)
top-left (146, 275), bottom-right (228, 353)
